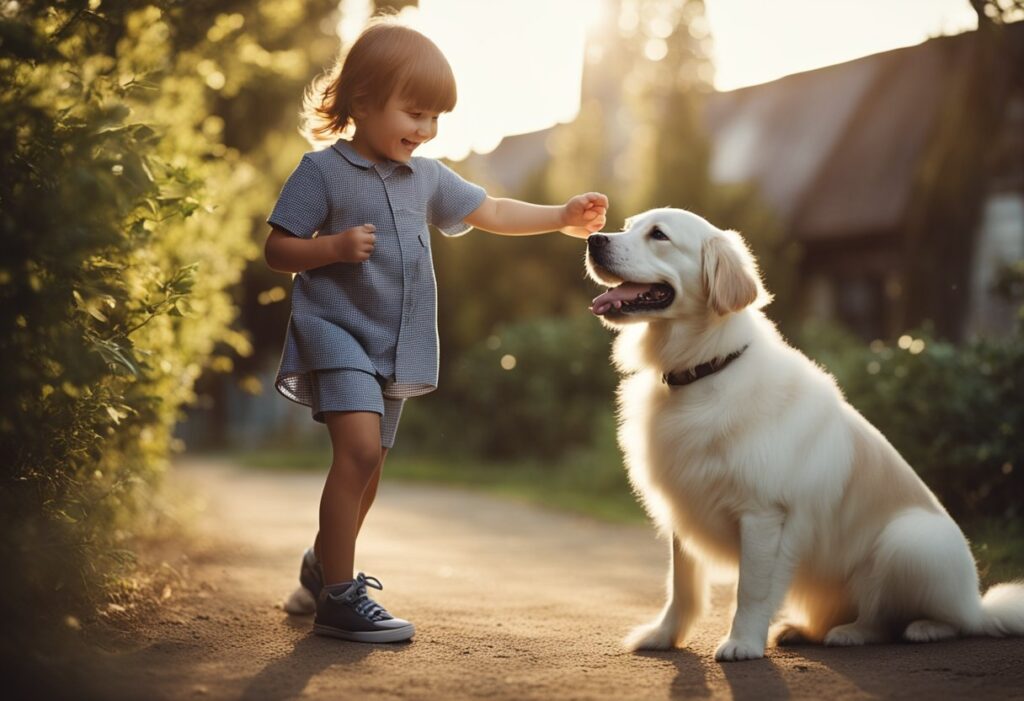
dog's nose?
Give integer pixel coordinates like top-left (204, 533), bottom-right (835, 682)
top-left (588, 234), bottom-right (609, 250)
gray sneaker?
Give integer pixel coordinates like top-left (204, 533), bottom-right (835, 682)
top-left (313, 573), bottom-right (415, 643)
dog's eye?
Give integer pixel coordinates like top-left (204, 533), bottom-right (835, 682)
top-left (649, 227), bottom-right (669, 241)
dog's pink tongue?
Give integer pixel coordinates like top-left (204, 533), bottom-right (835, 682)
top-left (591, 282), bottom-right (651, 316)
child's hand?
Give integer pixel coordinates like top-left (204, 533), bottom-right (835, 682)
top-left (561, 192), bottom-right (608, 238)
top-left (332, 224), bottom-right (376, 263)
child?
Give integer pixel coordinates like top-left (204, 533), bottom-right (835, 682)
top-left (264, 19), bottom-right (607, 643)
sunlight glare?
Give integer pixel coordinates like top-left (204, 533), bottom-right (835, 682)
top-left (337, 0), bottom-right (372, 48)
top-left (396, 0), bottom-right (592, 161)
top-left (704, 0), bottom-right (979, 91)
top-left (644, 37), bottom-right (668, 61)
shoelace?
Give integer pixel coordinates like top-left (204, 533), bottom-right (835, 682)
top-left (330, 573), bottom-right (393, 621)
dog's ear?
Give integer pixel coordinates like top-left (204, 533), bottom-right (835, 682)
top-left (702, 231), bottom-right (760, 315)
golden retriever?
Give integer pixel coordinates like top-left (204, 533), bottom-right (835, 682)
top-left (586, 207), bottom-right (1024, 661)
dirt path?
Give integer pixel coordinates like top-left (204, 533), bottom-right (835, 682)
top-left (81, 457), bottom-right (1024, 700)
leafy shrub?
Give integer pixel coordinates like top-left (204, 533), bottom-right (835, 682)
top-left (0, 2), bottom-right (263, 631)
top-left (797, 321), bottom-right (1024, 521)
top-left (1, 0), bottom-right (343, 636)
top-left (399, 314), bottom-right (618, 460)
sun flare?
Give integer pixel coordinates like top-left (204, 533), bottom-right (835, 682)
top-left (338, 0), bottom-right (984, 160)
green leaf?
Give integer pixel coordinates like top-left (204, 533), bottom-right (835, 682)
top-left (105, 405), bottom-right (124, 424)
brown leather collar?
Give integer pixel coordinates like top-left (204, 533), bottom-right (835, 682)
top-left (663, 345), bottom-right (749, 387)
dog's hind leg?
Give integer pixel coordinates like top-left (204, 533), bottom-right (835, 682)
top-left (823, 618), bottom-right (888, 646)
top-left (904, 619), bottom-right (958, 642)
top-left (625, 534), bottom-right (706, 650)
top-left (771, 621), bottom-right (814, 646)
top-left (872, 509), bottom-right (980, 641)
top-left (775, 579), bottom-right (855, 645)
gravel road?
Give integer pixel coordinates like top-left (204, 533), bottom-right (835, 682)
top-left (72, 458), bottom-right (1024, 700)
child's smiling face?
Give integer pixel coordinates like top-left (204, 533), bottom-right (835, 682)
top-left (352, 94), bottom-right (439, 164)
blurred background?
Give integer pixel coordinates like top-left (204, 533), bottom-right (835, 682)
top-left (2, 0), bottom-right (1023, 640)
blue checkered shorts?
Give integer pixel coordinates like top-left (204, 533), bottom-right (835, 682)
top-left (309, 369), bottom-right (404, 448)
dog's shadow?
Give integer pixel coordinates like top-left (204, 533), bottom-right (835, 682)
top-left (238, 616), bottom-right (410, 701)
top-left (637, 647), bottom-right (792, 701)
top-left (636, 649), bottom-right (715, 699)
top-left (774, 636), bottom-right (1015, 699)
top-left (719, 655), bottom-right (792, 701)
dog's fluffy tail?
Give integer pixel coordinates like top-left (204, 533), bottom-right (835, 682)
top-left (967, 582), bottom-right (1024, 637)
top-left (282, 585), bottom-right (316, 615)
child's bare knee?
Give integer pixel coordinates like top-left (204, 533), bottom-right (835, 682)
top-left (330, 439), bottom-right (381, 482)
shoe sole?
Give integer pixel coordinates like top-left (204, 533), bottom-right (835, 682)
top-left (313, 622), bottom-right (415, 643)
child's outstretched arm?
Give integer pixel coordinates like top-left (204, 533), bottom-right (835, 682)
top-left (464, 192), bottom-right (608, 239)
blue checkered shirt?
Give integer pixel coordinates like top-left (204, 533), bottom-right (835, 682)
top-left (267, 139), bottom-right (487, 407)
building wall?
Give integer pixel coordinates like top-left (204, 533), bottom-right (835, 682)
top-left (965, 191), bottom-right (1024, 337)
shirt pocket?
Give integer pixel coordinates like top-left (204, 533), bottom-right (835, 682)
top-left (414, 232), bottom-right (435, 273)
top-left (394, 207), bottom-right (428, 256)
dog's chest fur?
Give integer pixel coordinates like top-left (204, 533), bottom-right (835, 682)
top-left (612, 317), bottom-right (842, 563)
top-left (617, 369), bottom-right (753, 559)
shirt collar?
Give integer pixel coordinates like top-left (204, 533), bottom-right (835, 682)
top-left (331, 139), bottom-right (416, 175)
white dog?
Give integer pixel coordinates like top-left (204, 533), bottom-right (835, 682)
top-left (586, 207), bottom-right (1024, 662)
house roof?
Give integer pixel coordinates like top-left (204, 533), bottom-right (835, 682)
top-left (462, 24), bottom-right (1023, 243)
top-left (704, 27), bottom-right (1023, 242)
top-left (461, 129), bottom-right (553, 194)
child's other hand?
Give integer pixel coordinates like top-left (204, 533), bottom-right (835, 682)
top-left (332, 224), bottom-right (376, 263)
top-left (561, 192), bottom-right (608, 238)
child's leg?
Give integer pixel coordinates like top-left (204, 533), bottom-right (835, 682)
top-left (314, 447), bottom-right (387, 560)
top-left (319, 410), bottom-right (382, 585)
top-left (357, 447), bottom-right (387, 532)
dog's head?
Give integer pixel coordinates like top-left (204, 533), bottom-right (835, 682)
top-left (585, 207), bottom-right (769, 326)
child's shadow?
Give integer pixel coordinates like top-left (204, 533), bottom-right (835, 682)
top-left (239, 617), bottom-right (410, 701)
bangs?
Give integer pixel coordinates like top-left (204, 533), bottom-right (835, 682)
top-left (327, 21), bottom-right (458, 134)
top-left (393, 47), bottom-right (457, 113)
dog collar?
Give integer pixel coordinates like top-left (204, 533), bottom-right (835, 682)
top-left (663, 345), bottom-right (750, 387)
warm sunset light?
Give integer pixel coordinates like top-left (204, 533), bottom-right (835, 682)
top-left (704, 0), bottom-right (980, 91)
top-left (9, 1), bottom-right (1023, 697)
top-left (341, 0), bottom-right (597, 161)
top-left (340, 0), bottom-right (985, 159)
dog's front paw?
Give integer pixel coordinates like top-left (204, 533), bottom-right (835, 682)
top-left (282, 586), bottom-right (316, 615)
top-left (623, 620), bottom-right (680, 651)
top-left (714, 637), bottom-right (764, 662)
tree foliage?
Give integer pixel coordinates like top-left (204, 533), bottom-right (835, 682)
top-left (418, 0), bottom-right (796, 462)
top-left (970, 0), bottom-right (1024, 24)
top-left (401, 315), bottom-right (617, 460)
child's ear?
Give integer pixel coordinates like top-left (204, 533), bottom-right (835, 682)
top-left (702, 231), bottom-right (760, 315)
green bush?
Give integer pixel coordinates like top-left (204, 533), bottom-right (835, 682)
top-left (0, 2), bottom-right (265, 632)
top-left (1, 0), bottom-right (342, 636)
top-left (797, 321), bottom-right (1023, 521)
top-left (399, 314), bottom-right (618, 460)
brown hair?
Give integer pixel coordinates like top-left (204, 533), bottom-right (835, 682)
top-left (300, 19), bottom-right (457, 146)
